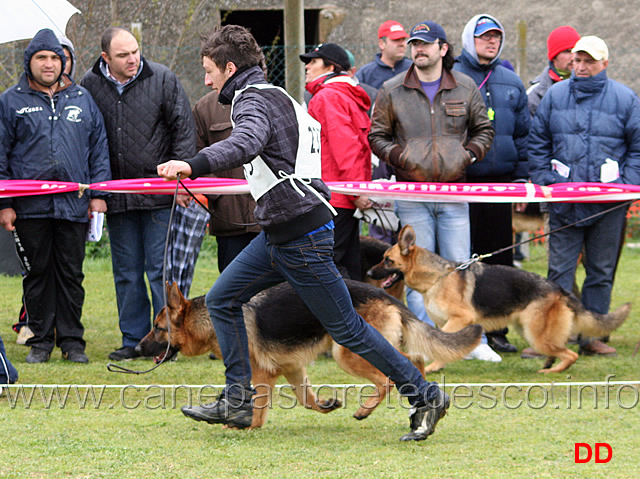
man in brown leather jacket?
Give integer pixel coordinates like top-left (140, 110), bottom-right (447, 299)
top-left (369, 20), bottom-right (498, 362)
top-left (192, 90), bottom-right (261, 273)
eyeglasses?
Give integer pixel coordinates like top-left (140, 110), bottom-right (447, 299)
top-left (477, 32), bottom-right (502, 41)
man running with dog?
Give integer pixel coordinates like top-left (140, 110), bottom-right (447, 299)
top-left (157, 25), bottom-right (449, 442)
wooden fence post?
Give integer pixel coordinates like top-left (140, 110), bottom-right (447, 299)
top-left (284, 0), bottom-right (305, 103)
top-left (516, 20), bottom-right (527, 85)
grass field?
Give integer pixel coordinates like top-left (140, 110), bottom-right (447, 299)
top-left (1, 237), bottom-right (639, 478)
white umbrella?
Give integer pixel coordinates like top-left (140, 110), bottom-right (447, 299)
top-left (0, 0), bottom-right (81, 44)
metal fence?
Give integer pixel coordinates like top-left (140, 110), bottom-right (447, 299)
top-left (0, 42), bottom-right (636, 107)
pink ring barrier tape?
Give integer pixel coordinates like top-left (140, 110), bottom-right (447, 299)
top-left (3, 178), bottom-right (640, 203)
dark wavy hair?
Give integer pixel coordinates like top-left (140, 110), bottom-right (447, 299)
top-left (441, 41), bottom-right (455, 71)
top-left (200, 25), bottom-right (266, 73)
top-left (322, 58), bottom-right (345, 72)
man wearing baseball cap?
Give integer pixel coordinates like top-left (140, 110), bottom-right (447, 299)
top-left (356, 20), bottom-right (412, 89)
top-left (528, 25), bottom-right (581, 116)
top-left (370, 20), bottom-right (495, 371)
top-left (356, 21), bottom-right (413, 244)
top-left (454, 14), bottom-right (530, 357)
top-left (530, 35), bottom-right (640, 358)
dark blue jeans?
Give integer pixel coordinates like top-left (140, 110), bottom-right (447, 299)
top-left (107, 209), bottom-right (170, 348)
top-left (206, 230), bottom-right (437, 405)
top-left (548, 205), bottom-right (627, 317)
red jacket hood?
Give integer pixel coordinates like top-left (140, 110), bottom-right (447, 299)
top-left (306, 73), bottom-right (372, 111)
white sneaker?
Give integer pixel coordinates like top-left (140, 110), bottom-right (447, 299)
top-left (16, 325), bottom-right (34, 345)
top-left (464, 343), bottom-right (502, 362)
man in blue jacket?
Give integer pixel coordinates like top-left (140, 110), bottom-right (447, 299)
top-left (530, 36), bottom-right (640, 356)
top-left (0, 29), bottom-right (111, 364)
top-left (356, 20), bottom-right (412, 90)
top-left (454, 14), bottom-right (530, 354)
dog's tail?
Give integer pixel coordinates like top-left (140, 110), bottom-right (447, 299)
top-left (402, 316), bottom-right (483, 364)
top-left (573, 302), bottom-right (632, 337)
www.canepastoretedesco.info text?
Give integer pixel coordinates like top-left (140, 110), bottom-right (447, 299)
top-left (2, 377), bottom-right (639, 411)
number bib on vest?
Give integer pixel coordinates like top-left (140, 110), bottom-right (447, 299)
top-left (232, 84), bottom-right (322, 200)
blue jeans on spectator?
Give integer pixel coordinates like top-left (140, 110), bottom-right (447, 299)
top-left (108, 209), bottom-right (170, 348)
top-left (548, 205), bottom-right (627, 316)
top-left (394, 201), bottom-right (489, 342)
top-left (206, 230), bottom-right (439, 404)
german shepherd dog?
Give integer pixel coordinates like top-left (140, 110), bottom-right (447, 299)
top-left (136, 280), bottom-right (482, 429)
top-left (360, 235), bottom-right (405, 301)
top-left (368, 225), bottom-right (631, 374)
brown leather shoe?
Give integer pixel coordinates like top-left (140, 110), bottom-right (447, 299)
top-left (578, 339), bottom-right (617, 357)
top-left (521, 347), bottom-right (545, 359)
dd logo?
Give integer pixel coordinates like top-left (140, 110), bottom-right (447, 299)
top-left (574, 443), bottom-right (612, 463)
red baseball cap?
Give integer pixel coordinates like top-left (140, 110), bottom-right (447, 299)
top-left (378, 20), bottom-right (409, 40)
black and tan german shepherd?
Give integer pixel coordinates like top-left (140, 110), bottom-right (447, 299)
top-left (368, 225), bottom-right (631, 374)
top-left (360, 235), bottom-right (405, 301)
top-left (136, 280), bottom-right (481, 429)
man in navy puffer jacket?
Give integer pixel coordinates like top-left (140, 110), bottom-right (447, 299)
top-left (454, 14), bottom-right (530, 354)
top-left (530, 36), bottom-right (640, 356)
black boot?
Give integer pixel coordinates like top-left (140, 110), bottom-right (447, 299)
top-left (486, 329), bottom-right (517, 353)
top-left (400, 389), bottom-right (450, 441)
top-left (181, 386), bottom-right (254, 429)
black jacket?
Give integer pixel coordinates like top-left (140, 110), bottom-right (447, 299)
top-left (187, 66), bottom-right (332, 243)
top-left (81, 57), bottom-right (196, 213)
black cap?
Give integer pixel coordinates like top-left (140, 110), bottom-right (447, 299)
top-left (299, 43), bottom-right (350, 71)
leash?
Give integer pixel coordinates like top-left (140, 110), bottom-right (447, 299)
top-left (107, 175), bottom-right (182, 375)
top-left (455, 199), bottom-right (635, 271)
top-left (178, 178), bottom-right (258, 227)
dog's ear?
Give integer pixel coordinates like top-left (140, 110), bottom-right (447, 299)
top-left (167, 282), bottom-right (186, 309)
top-left (398, 225), bottom-right (416, 256)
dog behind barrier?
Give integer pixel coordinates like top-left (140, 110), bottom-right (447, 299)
top-left (367, 224), bottom-right (631, 374)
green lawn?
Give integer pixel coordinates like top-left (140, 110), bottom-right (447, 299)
top-left (1, 238), bottom-right (638, 478)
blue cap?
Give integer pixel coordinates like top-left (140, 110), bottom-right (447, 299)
top-left (407, 21), bottom-right (447, 44)
top-left (474, 17), bottom-right (503, 36)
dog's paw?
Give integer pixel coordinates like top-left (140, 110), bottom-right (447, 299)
top-left (317, 398), bottom-right (342, 412)
top-left (353, 408), bottom-right (374, 420)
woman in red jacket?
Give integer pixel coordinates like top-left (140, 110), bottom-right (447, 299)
top-left (301, 43), bottom-right (372, 280)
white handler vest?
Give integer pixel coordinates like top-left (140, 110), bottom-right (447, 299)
top-left (231, 84), bottom-right (336, 215)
